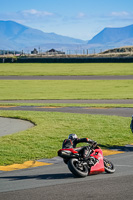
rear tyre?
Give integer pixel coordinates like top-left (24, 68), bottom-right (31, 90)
top-left (104, 158), bottom-right (115, 173)
top-left (68, 158), bottom-right (88, 178)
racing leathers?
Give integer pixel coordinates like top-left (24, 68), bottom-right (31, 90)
top-left (62, 137), bottom-right (97, 160)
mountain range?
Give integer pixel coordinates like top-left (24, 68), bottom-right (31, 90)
top-left (0, 20), bottom-right (86, 51)
top-left (0, 20), bottom-right (133, 52)
top-left (88, 24), bottom-right (133, 50)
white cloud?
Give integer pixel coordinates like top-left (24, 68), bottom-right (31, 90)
top-left (0, 9), bottom-right (58, 30)
top-left (95, 11), bottom-right (133, 29)
top-left (109, 11), bottom-right (133, 21)
top-left (77, 12), bottom-right (86, 19)
top-left (111, 11), bottom-right (129, 17)
top-left (0, 9), bottom-right (56, 23)
top-left (21, 9), bottom-right (54, 17)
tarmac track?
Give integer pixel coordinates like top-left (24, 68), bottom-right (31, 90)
top-left (0, 105), bottom-right (133, 200)
top-left (0, 152), bottom-right (133, 200)
top-left (0, 104), bottom-right (133, 117)
top-left (0, 75), bottom-right (133, 199)
top-left (0, 75), bottom-right (133, 80)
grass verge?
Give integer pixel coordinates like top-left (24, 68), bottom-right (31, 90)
top-left (0, 110), bottom-right (132, 166)
top-left (0, 80), bottom-right (133, 99)
top-left (0, 63), bottom-right (133, 76)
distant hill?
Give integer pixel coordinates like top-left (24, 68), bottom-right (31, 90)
top-left (88, 24), bottom-right (133, 49)
top-left (0, 20), bottom-right (86, 51)
top-left (1, 21), bottom-right (133, 53)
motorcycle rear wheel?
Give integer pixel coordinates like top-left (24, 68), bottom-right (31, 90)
top-left (103, 158), bottom-right (115, 173)
top-left (68, 158), bottom-right (88, 178)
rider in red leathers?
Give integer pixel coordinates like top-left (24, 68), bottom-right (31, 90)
top-left (62, 134), bottom-right (97, 161)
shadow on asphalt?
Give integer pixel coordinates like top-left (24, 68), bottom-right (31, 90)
top-left (0, 173), bottom-right (74, 181)
top-left (100, 144), bottom-right (133, 152)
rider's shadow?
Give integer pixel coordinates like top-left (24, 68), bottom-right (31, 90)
top-left (0, 173), bottom-right (74, 181)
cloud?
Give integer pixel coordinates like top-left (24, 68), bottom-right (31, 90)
top-left (20, 9), bottom-right (54, 17)
top-left (110, 11), bottom-right (133, 20)
top-left (0, 9), bottom-right (56, 23)
top-left (95, 11), bottom-right (133, 29)
top-left (111, 11), bottom-right (129, 17)
top-left (76, 12), bottom-right (86, 19)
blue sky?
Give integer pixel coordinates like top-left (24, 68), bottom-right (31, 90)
top-left (0, 0), bottom-right (133, 40)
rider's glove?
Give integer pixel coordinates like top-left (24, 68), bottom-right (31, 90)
top-left (89, 139), bottom-right (97, 147)
top-left (92, 141), bottom-right (97, 148)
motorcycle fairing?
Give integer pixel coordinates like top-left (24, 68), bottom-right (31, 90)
top-left (89, 148), bottom-right (105, 175)
top-left (58, 148), bottom-right (79, 158)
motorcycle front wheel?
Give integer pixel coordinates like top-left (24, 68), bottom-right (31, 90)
top-left (68, 158), bottom-right (88, 178)
top-left (103, 158), bottom-right (115, 173)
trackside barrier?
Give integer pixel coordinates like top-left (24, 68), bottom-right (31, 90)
top-left (1, 57), bottom-right (133, 63)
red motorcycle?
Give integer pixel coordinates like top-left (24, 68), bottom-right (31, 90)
top-left (58, 144), bottom-right (115, 177)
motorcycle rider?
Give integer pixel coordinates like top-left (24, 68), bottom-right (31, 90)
top-left (62, 134), bottom-right (97, 161)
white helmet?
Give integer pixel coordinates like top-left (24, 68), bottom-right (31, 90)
top-left (68, 134), bottom-right (78, 140)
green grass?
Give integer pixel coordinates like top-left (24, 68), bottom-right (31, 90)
top-left (0, 63), bottom-right (133, 75)
top-left (0, 80), bottom-right (133, 100)
top-left (0, 103), bottom-right (133, 108)
top-left (0, 110), bottom-right (132, 165)
top-left (0, 62), bottom-right (133, 166)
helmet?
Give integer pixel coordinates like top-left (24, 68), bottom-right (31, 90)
top-left (68, 134), bottom-right (78, 140)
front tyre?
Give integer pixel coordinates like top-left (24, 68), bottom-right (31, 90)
top-left (104, 158), bottom-right (115, 173)
top-left (68, 158), bottom-right (88, 178)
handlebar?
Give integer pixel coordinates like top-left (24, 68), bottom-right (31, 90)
top-left (89, 142), bottom-right (98, 149)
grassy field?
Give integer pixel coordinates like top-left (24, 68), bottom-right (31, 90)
top-left (0, 80), bottom-right (133, 100)
top-left (0, 62), bottom-right (133, 166)
top-left (0, 110), bottom-right (132, 165)
top-left (0, 63), bottom-right (133, 75)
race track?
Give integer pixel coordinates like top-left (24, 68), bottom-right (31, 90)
top-left (0, 75), bottom-right (133, 80)
top-left (0, 103), bottom-right (133, 117)
top-left (0, 152), bottom-right (133, 200)
top-left (0, 75), bottom-right (133, 199)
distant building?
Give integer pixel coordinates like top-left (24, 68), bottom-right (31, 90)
top-left (46, 48), bottom-right (65, 55)
top-left (31, 48), bottom-right (38, 54)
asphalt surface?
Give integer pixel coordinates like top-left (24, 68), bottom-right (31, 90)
top-left (0, 105), bottom-right (133, 200)
top-left (0, 117), bottom-right (34, 137)
top-left (0, 153), bottom-right (133, 200)
top-left (0, 75), bottom-right (133, 199)
top-left (0, 105), bottom-right (133, 117)
top-left (0, 99), bottom-right (133, 104)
